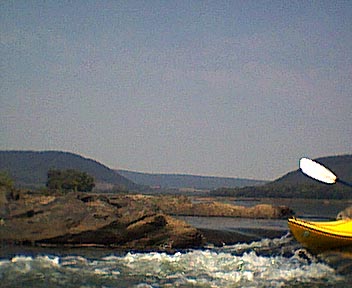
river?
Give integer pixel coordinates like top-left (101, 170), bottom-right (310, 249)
top-left (1, 198), bottom-right (351, 287)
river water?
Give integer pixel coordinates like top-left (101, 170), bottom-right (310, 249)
top-left (1, 198), bottom-right (352, 287)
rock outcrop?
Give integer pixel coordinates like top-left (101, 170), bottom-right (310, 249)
top-left (0, 192), bottom-right (203, 251)
top-left (158, 195), bottom-right (293, 219)
top-left (0, 192), bottom-right (293, 250)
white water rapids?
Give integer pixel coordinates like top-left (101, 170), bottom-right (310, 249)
top-left (0, 234), bottom-right (349, 287)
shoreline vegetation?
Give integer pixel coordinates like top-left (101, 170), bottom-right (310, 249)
top-left (211, 183), bottom-right (352, 200)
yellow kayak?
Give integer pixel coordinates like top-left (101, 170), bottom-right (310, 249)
top-left (288, 217), bottom-right (352, 252)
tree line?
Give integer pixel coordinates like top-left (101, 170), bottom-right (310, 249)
top-left (211, 183), bottom-right (352, 199)
top-left (46, 169), bottom-right (95, 192)
top-left (1, 169), bottom-right (95, 193)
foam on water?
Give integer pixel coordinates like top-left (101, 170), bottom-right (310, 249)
top-left (0, 236), bottom-right (347, 287)
top-left (117, 249), bottom-right (340, 287)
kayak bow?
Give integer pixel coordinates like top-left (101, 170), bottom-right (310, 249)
top-left (288, 217), bottom-right (352, 251)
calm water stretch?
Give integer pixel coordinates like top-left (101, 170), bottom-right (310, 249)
top-left (1, 199), bottom-right (352, 287)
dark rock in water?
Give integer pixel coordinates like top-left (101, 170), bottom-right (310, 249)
top-left (319, 249), bottom-right (352, 276)
top-left (198, 228), bottom-right (287, 246)
top-left (0, 192), bottom-right (203, 251)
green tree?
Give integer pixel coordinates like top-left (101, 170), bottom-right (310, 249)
top-left (47, 169), bottom-right (95, 192)
top-left (0, 171), bottom-right (16, 206)
top-left (0, 171), bottom-right (14, 190)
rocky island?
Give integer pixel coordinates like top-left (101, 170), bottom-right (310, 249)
top-left (0, 190), bottom-right (294, 252)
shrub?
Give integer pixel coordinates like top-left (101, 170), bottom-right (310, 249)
top-left (46, 169), bottom-right (95, 192)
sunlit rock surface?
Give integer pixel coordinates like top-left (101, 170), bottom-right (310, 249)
top-left (0, 192), bottom-right (293, 250)
top-left (0, 192), bottom-right (202, 251)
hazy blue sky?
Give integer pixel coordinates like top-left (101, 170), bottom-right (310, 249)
top-left (1, 1), bottom-right (351, 180)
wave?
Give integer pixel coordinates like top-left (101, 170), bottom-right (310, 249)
top-left (0, 235), bottom-right (347, 287)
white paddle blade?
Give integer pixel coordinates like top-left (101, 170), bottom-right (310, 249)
top-left (299, 158), bottom-right (337, 184)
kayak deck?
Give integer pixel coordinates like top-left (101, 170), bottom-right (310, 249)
top-left (288, 217), bottom-right (352, 251)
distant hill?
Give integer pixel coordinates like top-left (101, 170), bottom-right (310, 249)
top-left (273, 155), bottom-right (352, 185)
top-left (117, 169), bottom-right (268, 190)
top-left (0, 150), bottom-right (137, 190)
top-left (212, 155), bottom-right (352, 199)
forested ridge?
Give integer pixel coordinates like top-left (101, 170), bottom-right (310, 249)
top-left (212, 155), bottom-right (352, 199)
top-left (0, 150), bottom-right (137, 190)
top-left (1, 151), bottom-right (351, 198)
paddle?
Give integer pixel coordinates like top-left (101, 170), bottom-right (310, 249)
top-left (300, 158), bottom-right (352, 188)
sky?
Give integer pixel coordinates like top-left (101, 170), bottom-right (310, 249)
top-left (1, 1), bottom-right (351, 180)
